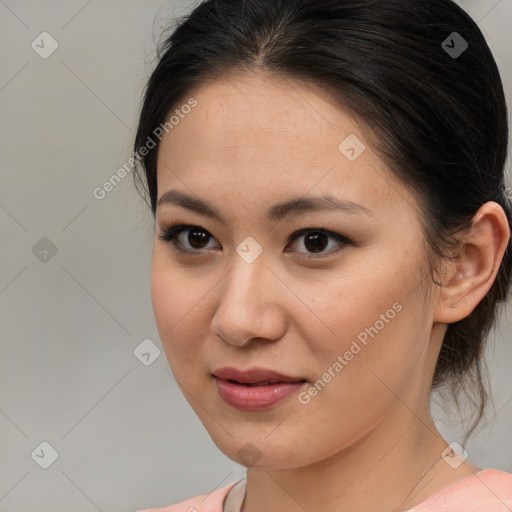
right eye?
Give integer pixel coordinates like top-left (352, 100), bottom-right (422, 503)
top-left (158, 224), bottom-right (220, 254)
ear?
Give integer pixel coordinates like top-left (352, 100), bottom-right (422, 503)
top-left (433, 201), bottom-right (510, 324)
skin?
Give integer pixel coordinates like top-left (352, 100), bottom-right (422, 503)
top-left (150, 71), bottom-right (510, 512)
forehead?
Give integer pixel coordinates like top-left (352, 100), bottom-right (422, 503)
top-left (155, 72), bottom-right (411, 218)
top-left (162, 72), bottom-right (362, 153)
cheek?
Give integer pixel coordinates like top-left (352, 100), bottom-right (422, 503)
top-left (294, 257), bottom-right (427, 396)
top-left (294, 265), bottom-right (405, 352)
top-left (150, 253), bottom-right (207, 367)
top-left (293, 295), bottom-right (422, 450)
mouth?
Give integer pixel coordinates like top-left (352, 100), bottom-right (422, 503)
top-left (212, 373), bottom-right (308, 411)
top-left (211, 366), bottom-right (308, 385)
top-left (224, 379), bottom-right (307, 387)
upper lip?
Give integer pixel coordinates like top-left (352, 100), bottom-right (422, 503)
top-left (212, 366), bottom-right (307, 384)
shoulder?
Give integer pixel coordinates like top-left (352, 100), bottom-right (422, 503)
top-left (136, 479), bottom-right (241, 512)
top-left (410, 468), bottom-right (512, 511)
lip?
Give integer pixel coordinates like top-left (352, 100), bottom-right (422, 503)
top-left (212, 366), bottom-right (307, 384)
top-left (212, 367), bottom-right (307, 411)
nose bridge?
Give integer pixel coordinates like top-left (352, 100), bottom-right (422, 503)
top-left (213, 246), bottom-right (285, 345)
top-left (222, 249), bottom-right (269, 314)
top-left (223, 231), bottom-right (271, 300)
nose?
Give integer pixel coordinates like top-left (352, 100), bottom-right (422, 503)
top-left (212, 252), bottom-right (287, 348)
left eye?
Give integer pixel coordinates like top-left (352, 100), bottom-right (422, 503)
top-left (287, 227), bottom-right (351, 257)
top-left (158, 225), bottom-right (351, 257)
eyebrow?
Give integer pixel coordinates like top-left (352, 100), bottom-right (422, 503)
top-left (156, 189), bottom-right (373, 223)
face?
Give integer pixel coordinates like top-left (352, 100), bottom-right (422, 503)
top-left (151, 72), bottom-right (440, 469)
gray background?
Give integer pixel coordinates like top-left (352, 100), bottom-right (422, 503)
top-left (0, 1), bottom-right (511, 511)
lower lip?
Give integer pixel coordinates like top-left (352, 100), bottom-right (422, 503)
top-left (214, 378), bottom-right (306, 411)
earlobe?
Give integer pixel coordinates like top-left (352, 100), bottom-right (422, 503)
top-left (432, 201), bottom-right (510, 324)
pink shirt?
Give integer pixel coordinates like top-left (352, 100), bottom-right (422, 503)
top-left (137, 468), bottom-right (512, 512)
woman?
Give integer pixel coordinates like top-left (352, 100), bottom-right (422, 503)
top-left (133, 0), bottom-right (512, 510)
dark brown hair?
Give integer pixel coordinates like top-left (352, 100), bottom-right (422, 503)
top-left (133, 0), bottom-right (512, 445)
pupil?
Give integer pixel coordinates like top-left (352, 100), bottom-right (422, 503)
top-left (305, 232), bottom-right (327, 253)
top-left (189, 229), bottom-right (209, 249)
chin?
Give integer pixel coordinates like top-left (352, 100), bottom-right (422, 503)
top-left (209, 433), bottom-right (314, 469)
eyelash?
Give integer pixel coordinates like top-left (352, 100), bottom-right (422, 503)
top-left (157, 224), bottom-right (352, 258)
